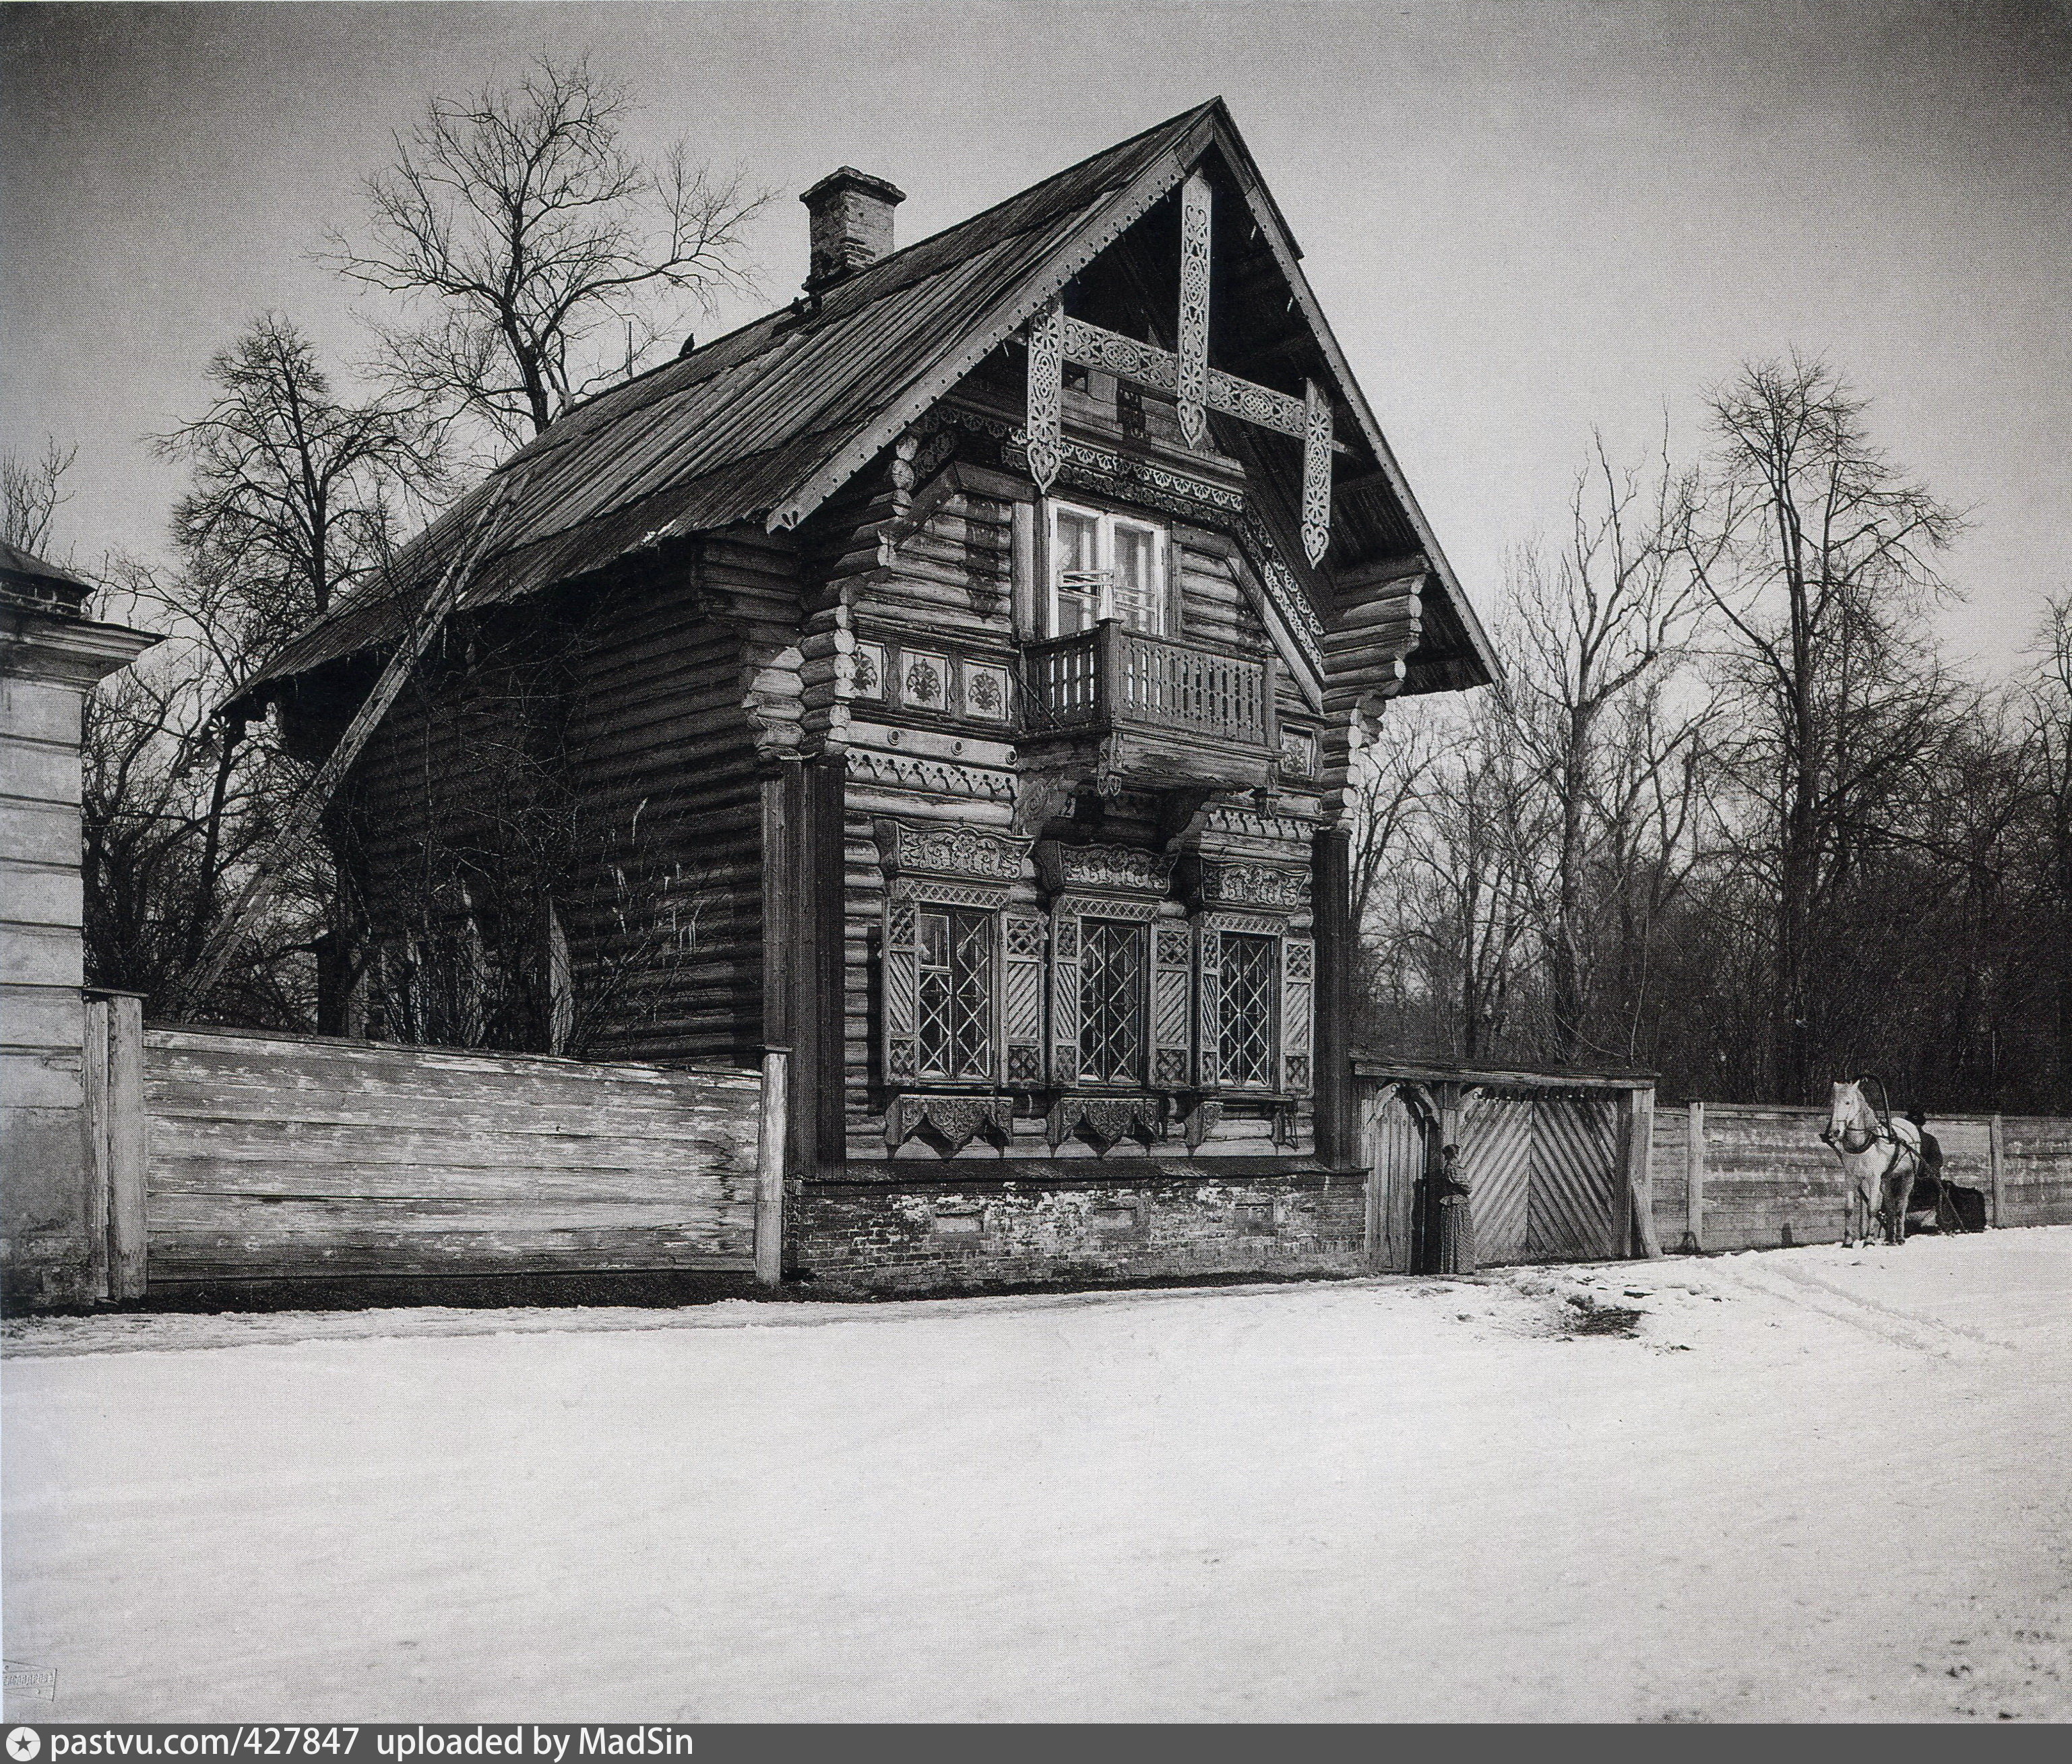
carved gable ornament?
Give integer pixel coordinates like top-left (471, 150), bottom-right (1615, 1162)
top-left (1035, 840), bottom-right (1178, 900)
top-left (1024, 167), bottom-right (1336, 565)
top-left (876, 819), bottom-right (1032, 885)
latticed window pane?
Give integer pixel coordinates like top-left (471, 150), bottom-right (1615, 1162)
top-left (1079, 918), bottom-right (1146, 1083)
top-left (915, 908), bottom-right (994, 1080)
top-left (1218, 933), bottom-right (1277, 1088)
top-left (949, 913), bottom-right (993, 1076)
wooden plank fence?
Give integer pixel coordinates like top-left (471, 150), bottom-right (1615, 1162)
top-left (1648, 1100), bottom-right (2072, 1252)
top-left (78, 1003), bottom-right (779, 1295)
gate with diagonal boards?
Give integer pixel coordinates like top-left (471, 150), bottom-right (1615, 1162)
top-left (1355, 1056), bottom-right (1662, 1273)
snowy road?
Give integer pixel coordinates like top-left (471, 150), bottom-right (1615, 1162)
top-left (5, 1230), bottom-right (2069, 1722)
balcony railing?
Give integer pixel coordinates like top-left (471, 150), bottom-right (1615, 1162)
top-left (1023, 623), bottom-right (1278, 765)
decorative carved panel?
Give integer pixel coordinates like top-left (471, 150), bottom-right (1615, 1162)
top-left (961, 660), bottom-right (1011, 722)
top-left (1176, 172), bottom-right (1212, 447)
top-left (1046, 1093), bottom-right (1166, 1154)
top-left (1302, 379), bottom-right (1333, 566)
top-left (1026, 296), bottom-right (1065, 493)
top-left (900, 649), bottom-right (948, 714)
top-left (876, 819), bottom-right (1033, 883)
top-left (1036, 840), bottom-right (1179, 899)
top-left (885, 1093), bottom-right (1015, 1156)
top-left (1278, 726), bottom-right (1319, 778)
top-left (1191, 858), bottom-right (1311, 914)
top-left (852, 640), bottom-right (886, 701)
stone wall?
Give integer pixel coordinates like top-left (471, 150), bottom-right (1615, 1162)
top-left (0, 598), bottom-right (154, 1308)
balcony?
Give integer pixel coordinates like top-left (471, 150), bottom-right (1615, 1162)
top-left (1022, 623), bottom-right (1280, 794)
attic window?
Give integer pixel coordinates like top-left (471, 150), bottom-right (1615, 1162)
top-left (1046, 501), bottom-right (1168, 637)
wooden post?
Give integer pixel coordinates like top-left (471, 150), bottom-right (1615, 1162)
top-left (1686, 1100), bottom-right (1706, 1254)
top-left (80, 994), bottom-right (112, 1302)
top-left (1312, 825), bottom-right (1356, 1169)
top-left (808, 756), bottom-right (848, 1170)
top-left (755, 1046), bottom-right (790, 1288)
top-left (1988, 1112), bottom-right (2006, 1229)
top-left (1625, 1083), bottom-right (1663, 1259)
top-left (105, 992), bottom-right (148, 1301)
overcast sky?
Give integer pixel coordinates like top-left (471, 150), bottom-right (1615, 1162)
top-left (4, 0), bottom-right (2068, 673)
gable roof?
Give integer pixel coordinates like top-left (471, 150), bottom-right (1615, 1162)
top-left (245, 100), bottom-right (1495, 701)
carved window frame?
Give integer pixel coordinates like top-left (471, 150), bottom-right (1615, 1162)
top-left (1193, 911), bottom-right (1312, 1098)
top-left (875, 820), bottom-right (1036, 1092)
top-left (1188, 860), bottom-right (1315, 1100)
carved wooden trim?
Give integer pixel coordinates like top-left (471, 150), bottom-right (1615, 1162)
top-left (1036, 840), bottom-right (1179, 900)
top-left (1188, 857), bottom-right (1312, 915)
top-left (1026, 296), bottom-right (1065, 492)
top-left (1061, 319), bottom-right (1313, 441)
top-left (1176, 172), bottom-right (1212, 446)
top-left (875, 818), bottom-right (1033, 883)
top-left (885, 1093), bottom-right (1015, 1156)
top-left (1302, 379), bottom-right (1333, 566)
top-left (1046, 1092), bottom-right (1166, 1154)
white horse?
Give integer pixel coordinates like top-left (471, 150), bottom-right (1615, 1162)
top-left (1819, 1079), bottom-right (1922, 1247)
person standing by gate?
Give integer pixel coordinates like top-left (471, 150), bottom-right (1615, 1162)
top-left (1435, 1143), bottom-right (1476, 1275)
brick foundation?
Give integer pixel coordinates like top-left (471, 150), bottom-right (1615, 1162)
top-left (792, 1168), bottom-right (1367, 1295)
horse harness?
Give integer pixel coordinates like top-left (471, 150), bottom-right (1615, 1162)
top-left (1819, 1112), bottom-right (1916, 1185)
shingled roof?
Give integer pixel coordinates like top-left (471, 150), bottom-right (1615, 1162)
top-left (245, 99), bottom-right (1495, 701)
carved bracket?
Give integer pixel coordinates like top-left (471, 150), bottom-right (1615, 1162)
top-left (1047, 1093), bottom-right (1166, 1155)
top-left (886, 1094), bottom-right (1016, 1156)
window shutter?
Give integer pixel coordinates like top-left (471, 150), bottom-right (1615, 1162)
top-left (1003, 907), bottom-right (1048, 1085)
top-left (1050, 907), bottom-right (1084, 1083)
top-left (1150, 920), bottom-right (1194, 1088)
top-left (883, 898), bottom-right (920, 1083)
top-left (1280, 934), bottom-right (1314, 1096)
top-left (1195, 923), bottom-right (1223, 1091)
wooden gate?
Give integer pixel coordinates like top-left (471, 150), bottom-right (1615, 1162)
top-left (1459, 1091), bottom-right (1535, 1264)
top-left (1364, 1087), bottom-right (1429, 1271)
top-left (1354, 1057), bottom-right (1660, 1271)
top-left (1524, 1092), bottom-right (1622, 1263)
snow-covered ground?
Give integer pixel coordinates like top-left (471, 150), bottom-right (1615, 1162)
top-left (4, 1229), bottom-right (2068, 1722)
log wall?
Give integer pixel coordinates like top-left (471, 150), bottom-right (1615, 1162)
top-left (140, 1025), bottom-right (761, 1282)
top-left (332, 553), bottom-right (776, 1067)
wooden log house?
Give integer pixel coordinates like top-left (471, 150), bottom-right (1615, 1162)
top-left (240, 101), bottom-right (1499, 1290)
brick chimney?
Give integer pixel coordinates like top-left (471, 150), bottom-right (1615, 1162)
top-left (801, 167), bottom-right (906, 294)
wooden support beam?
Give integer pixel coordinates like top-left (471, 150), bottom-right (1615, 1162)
top-left (1989, 1112), bottom-right (2007, 1228)
top-left (755, 1046), bottom-right (788, 1286)
top-left (106, 992), bottom-right (148, 1301)
top-left (1686, 1100), bottom-right (1706, 1253)
top-left (1312, 825), bottom-right (1356, 1170)
top-left (1624, 1084), bottom-right (1663, 1259)
top-left (82, 993), bottom-right (111, 1302)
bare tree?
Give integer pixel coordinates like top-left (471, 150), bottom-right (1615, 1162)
top-left (138, 313), bottom-right (447, 988)
top-left (82, 555), bottom-right (330, 1022)
top-left (323, 56), bottom-right (766, 458)
top-left (2022, 593), bottom-right (2072, 1104)
top-left (155, 313), bottom-right (447, 627)
top-left (1, 436), bottom-right (79, 554)
top-left (1682, 354), bottom-right (1962, 1099)
top-left (1505, 433), bottom-right (1718, 1060)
